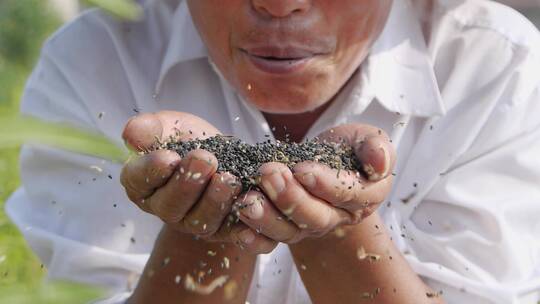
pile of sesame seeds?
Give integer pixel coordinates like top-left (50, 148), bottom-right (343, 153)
top-left (162, 135), bottom-right (361, 191)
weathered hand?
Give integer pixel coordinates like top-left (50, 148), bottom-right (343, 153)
top-left (120, 111), bottom-right (277, 254)
top-left (236, 123), bottom-right (396, 243)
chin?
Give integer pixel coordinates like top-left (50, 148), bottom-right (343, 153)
top-left (240, 83), bottom-right (331, 114)
top-left (247, 96), bottom-right (326, 114)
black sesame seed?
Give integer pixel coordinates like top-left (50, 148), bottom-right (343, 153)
top-left (157, 135), bottom-right (361, 192)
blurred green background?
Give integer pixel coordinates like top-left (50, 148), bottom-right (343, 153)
top-left (0, 0), bottom-right (538, 303)
top-left (0, 1), bottom-right (101, 303)
top-left (0, 1), bottom-right (137, 303)
top-left (0, 0), bottom-right (62, 294)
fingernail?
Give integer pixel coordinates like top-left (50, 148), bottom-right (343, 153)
top-left (363, 163), bottom-right (377, 180)
top-left (296, 172), bottom-right (316, 188)
top-left (186, 157), bottom-right (210, 181)
top-left (364, 145), bottom-right (390, 181)
top-left (241, 197), bottom-right (264, 220)
top-left (261, 171), bottom-right (285, 201)
top-left (238, 229), bottom-right (255, 244)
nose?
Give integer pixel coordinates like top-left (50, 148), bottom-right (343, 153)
top-left (252, 0), bottom-right (312, 18)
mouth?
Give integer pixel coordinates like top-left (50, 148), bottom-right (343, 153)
top-left (240, 47), bottom-right (323, 75)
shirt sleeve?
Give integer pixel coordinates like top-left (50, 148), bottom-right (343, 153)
top-left (4, 13), bottom-right (163, 303)
top-left (400, 8), bottom-right (540, 303)
top-left (408, 114), bottom-right (540, 304)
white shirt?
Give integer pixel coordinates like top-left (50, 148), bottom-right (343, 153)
top-left (5, 0), bottom-right (540, 303)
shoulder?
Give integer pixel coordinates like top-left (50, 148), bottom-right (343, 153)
top-left (431, 0), bottom-right (540, 70)
top-left (430, 0), bottom-right (540, 108)
top-left (428, 0), bottom-right (540, 158)
top-left (436, 0), bottom-right (540, 49)
top-left (431, 0), bottom-right (540, 67)
top-left (40, 1), bottom-right (176, 75)
top-left (22, 2), bottom-right (178, 134)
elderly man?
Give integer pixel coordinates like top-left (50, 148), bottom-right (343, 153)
top-left (5, 0), bottom-right (540, 303)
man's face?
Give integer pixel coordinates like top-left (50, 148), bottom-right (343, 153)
top-left (188, 0), bottom-right (392, 114)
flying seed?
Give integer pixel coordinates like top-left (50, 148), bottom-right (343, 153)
top-left (90, 165), bottom-right (103, 173)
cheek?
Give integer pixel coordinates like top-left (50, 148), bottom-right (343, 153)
top-left (188, 1), bottom-right (237, 74)
top-left (333, 2), bottom-right (391, 72)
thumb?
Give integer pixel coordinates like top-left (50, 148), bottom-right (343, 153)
top-left (355, 134), bottom-right (395, 182)
top-left (122, 113), bottom-right (163, 152)
top-left (122, 111), bottom-right (222, 152)
top-left (317, 124), bottom-right (396, 182)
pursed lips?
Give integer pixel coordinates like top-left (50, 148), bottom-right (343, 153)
top-left (240, 46), bottom-right (325, 74)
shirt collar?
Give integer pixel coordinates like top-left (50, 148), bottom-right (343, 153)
top-left (364, 0), bottom-right (446, 117)
top-left (154, 0), bottom-right (208, 92)
top-left (155, 0), bottom-right (446, 117)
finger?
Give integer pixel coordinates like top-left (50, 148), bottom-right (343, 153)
top-left (120, 149), bottom-right (181, 205)
top-left (125, 188), bottom-right (154, 213)
top-left (235, 190), bottom-right (301, 243)
top-left (122, 113), bottom-right (163, 151)
top-left (147, 149), bottom-right (218, 224)
top-left (258, 163), bottom-right (351, 235)
top-left (317, 124), bottom-right (395, 181)
top-left (122, 111), bottom-right (221, 152)
top-left (355, 135), bottom-right (395, 182)
top-left (211, 222), bottom-right (278, 255)
top-left (293, 161), bottom-right (393, 214)
top-left (182, 172), bottom-right (242, 236)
